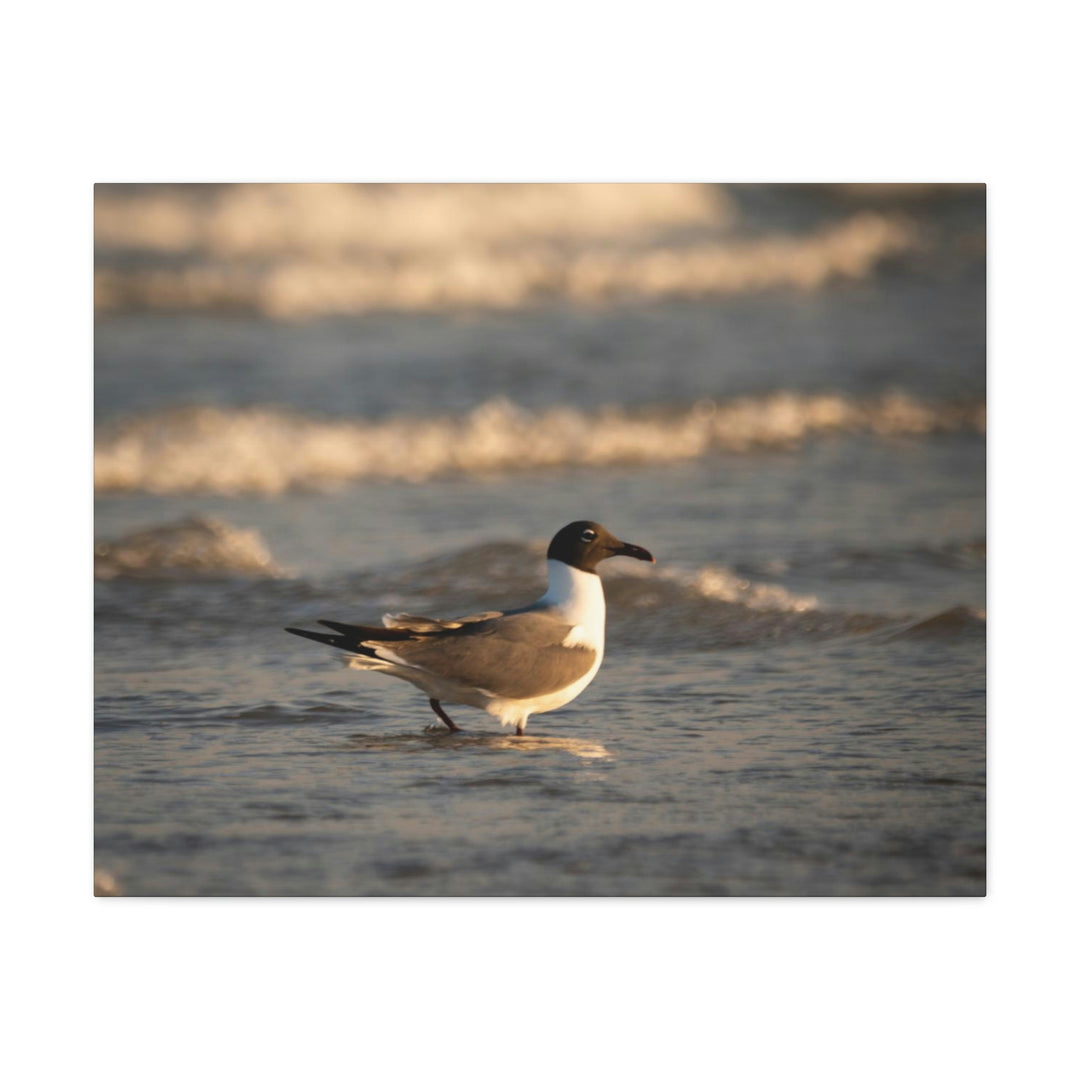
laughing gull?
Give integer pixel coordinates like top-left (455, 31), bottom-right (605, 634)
top-left (285, 521), bottom-right (654, 735)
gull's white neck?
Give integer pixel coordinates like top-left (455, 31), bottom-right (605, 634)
top-left (540, 559), bottom-right (606, 643)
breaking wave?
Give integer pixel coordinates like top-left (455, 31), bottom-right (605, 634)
top-left (93, 185), bottom-right (920, 318)
top-left (604, 557), bottom-right (818, 613)
top-left (93, 528), bottom-right (982, 649)
top-left (94, 391), bottom-right (985, 496)
top-left (94, 516), bottom-right (284, 579)
top-left (95, 183), bottom-right (732, 258)
top-left (601, 560), bottom-right (895, 648)
top-left (95, 213), bottom-right (914, 319)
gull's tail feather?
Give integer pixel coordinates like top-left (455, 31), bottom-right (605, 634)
top-left (317, 619), bottom-right (413, 640)
top-left (285, 620), bottom-right (413, 656)
top-left (284, 626), bottom-right (365, 653)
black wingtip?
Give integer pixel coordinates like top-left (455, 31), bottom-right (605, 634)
top-left (318, 618), bottom-right (414, 640)
top-left (285, 626), bottom-right (347, 649)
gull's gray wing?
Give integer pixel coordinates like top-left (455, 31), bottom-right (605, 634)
top-left (376, 609), bottom-right (596, 700)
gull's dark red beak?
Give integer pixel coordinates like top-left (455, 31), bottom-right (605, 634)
top-left (613, 541), bottom-right (655, 564)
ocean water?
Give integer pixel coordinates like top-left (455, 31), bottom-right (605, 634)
top-left (93, 184), bottom-right (985, 896)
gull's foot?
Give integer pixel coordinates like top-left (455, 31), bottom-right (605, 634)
top-left (429, 698), bottom-right (461, 733)
top-left (515, 723), bottom-right (526, 737)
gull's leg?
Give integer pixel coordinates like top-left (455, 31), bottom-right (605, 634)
top-left (515, 722), bottom-right (526, 737)
top-left (429, 699), bottom-right (461, 733)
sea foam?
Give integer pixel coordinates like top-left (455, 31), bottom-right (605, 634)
top-left (95, 212), bottom-right (914, 318)
top-left (95, 392), bottom-right (986, 496)
top-left (93, 185), bottom-right (917, 318)
top-left (94, 516), bottom-right (283, 579)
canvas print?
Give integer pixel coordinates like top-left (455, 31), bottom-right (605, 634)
top-left (94, 183), bottom-right (986, 896)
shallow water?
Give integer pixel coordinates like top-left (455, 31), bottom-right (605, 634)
top-left (94, 442), bottom-right (985, 896)
top-left (94, 625), bottom-right (984, 896)
top-left (94, 184), bottom-right (985, 896)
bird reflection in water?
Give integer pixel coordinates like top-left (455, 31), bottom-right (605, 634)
top-left (343, 729), bottom-right (612, 761)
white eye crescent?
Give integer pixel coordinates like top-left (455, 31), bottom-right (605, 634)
top-left (580, 528), bottom-right (597, 542)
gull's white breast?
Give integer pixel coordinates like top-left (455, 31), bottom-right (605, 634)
top-left (480, 560), bottom-right (608, 726)
top-left (540, 559), bottom-right (607, 655)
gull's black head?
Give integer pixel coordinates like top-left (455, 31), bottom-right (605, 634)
top-left (547, 520), bottom-right (655, 574)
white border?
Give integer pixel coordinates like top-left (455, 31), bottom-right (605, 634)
top-left (6, 1), bottom-right (1077, 1074)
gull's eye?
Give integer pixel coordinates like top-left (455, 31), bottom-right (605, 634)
top-left (580, 528), bottom-right (597, 543)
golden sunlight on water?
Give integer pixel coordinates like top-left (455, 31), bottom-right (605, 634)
top-left (93, 392), bottom-right (984, 496)
top-left (499, 735), bottom-right (612, 759)
top-left (94, 183), bottom-right (730, 256)
top-left (343, 730), bottom-right (612, 760)
top-left (94, 184), bottom-right (917, 319)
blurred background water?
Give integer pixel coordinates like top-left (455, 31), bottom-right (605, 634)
top-left (94, 183), bottom-right (985, 896)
